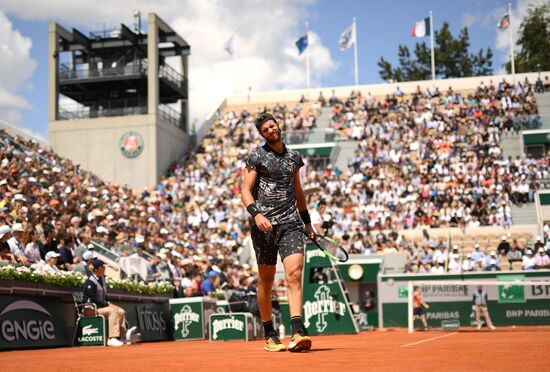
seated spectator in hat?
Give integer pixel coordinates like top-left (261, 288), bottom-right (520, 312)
top-left (497, 235), bottom-right (510, 256)
top-left (8, 223), bottom-right (30, 265)
top-left (484, 251), bottom-right (500, 269)
top-left (72, 250), bottom-right (94, 276)
top-left (471, 244), bottom-right (485, 262)
top-left (200, 270), bottom-right (218, 296)
top-left (82, 259), bottom-right (127, 347)
top-left (522, 249), bottom-right (536, 270)
top-left (0, 225), bottom-right (17, 264)
top-left (41, 251), bottom-right (61, 274)
top-left (448, 254), bottom-right (462, 273)
top-left (485, 258), bottom-right (501, 272)
top-left (534, 248), bottom-right (550, 269)
top-left (462, 253), bottom-right (475, 272)
top-left (24, 229), bottom-right (43, 264)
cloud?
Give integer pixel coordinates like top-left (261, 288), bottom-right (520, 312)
top-left (2, 0), bottom-right (337, 124)
top-left (462, 13), bottom-right (478, 29)
top-left (494, 0), bottom-right (547, 71)
top-left (0, 10), bottom-right (36, 124)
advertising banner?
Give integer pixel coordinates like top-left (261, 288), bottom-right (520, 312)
top-left (0, 295), bottom-right (69, 350)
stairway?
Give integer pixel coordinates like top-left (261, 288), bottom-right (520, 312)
top-left (501, 133), bottom-right (524, 159)
top-left (534, 92), bottom-right (550, 129)
top-left (510, 203), bottom-right (538, 225)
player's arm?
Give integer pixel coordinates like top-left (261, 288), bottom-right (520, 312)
top-left (294, 172), bottom-right (313, 236)
top-left (241, 166), bottom-right (272, 232)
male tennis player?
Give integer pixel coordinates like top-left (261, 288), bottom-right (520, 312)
top-left (241, 113), bottom-right (314, 352)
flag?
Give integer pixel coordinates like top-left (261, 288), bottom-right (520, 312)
top-left (295, 34), bottom-right (308, 55)
top-left (411, 17), bottom-right (430, 37)
top-left (224, 34), bottom-right (236, 57)
top-left (498, 14), bottom-right (510, 29)
top-left (338, 23), bottom-right (355, 51)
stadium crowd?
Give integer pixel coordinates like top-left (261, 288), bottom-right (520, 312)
top-left (0, 78), bottom-right (549, 298)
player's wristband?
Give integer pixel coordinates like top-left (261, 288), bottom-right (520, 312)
top-left (247, 203), bottom-right (261, 218)
top-left (299, 210), bottom-right (311, 225)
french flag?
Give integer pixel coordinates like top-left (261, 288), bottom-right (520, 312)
top-left (411, 17), bottom-right (430, 38)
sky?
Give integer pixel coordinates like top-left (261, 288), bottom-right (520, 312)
top-left (0, 0), bottom-right (545, 139)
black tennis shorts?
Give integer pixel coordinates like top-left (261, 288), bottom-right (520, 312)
top-left (413, 307), bottom-right (425, 316)
top-left (251, 221), bottom-right (305, 265)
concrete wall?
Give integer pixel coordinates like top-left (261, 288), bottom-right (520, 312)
top-left (49, 115), bottom-right (188, 190)
top-left (226, 71), bottom-right (550, 106)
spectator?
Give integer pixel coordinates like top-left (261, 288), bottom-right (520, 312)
top-left (471, 244), bottom-right (485, 262)
top-left (430, 260), bottom-right (444, 274)
top-left (462, 253), bottom-right (475, 272)
top-left (506, 244), bottom-right (523, 267)
top-left (0, 225), bottom-right (16, 264)
top-left (7, 223), bottom-right (29, 265)
top-left (497, 235), bottom-right (510, 256)
top-left (200, 271), bottom-right (218, 296)
top-left (72, 250), bottom-right (94, 276)
top-left (24, 229), bottom-right (42, 264)
top-left (522, 249), bottom-right (536, 270)
top-left (534, 247), bottom-right (550, 269)
top-left (41, 251), bottom-right (61, 275)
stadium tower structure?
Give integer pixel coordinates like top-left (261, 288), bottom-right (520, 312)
top-left (48, 13), bottom-right (190, 190)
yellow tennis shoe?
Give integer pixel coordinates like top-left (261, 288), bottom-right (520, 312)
top-left (287, 331), bottom-right (312, 352)
top-left (264, 334), bottom-right (287, 352)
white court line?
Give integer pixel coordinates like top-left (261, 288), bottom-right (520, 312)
top-left (400, 332), bottom-right (458, 347)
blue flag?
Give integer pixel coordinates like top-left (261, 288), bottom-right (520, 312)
top-left (295, 34), bottom-right (308, 55)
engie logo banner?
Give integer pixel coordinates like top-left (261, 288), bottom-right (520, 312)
top-left (0, 296), bottom-right (68, 349)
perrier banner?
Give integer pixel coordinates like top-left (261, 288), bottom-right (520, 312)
top-left (170, 297), bottom-right (217, 340)
top-left (301, 244), bottom-right (358, 335)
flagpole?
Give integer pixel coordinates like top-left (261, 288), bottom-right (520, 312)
top-left (508, 2), bottom-right (516, 82)
top-left (429, 11), bottom-right (435, 81)
top-left (305, 21), bottom-right (311, 94)
top-left (233, 36), bottom-right (238, 94)
top-left (353, 17), bottom-right (359, 87)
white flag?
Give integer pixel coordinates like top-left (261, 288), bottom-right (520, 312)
top-left (224, 34), bottom-right (236, 57)
top-left (338, 23), bottom-right (355, 51)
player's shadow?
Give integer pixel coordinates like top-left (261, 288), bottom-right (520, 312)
top-left (306, 348), bottom-right (333, 352)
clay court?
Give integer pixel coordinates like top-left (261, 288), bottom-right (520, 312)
top-left (3, 327), bottom-right (550, 372)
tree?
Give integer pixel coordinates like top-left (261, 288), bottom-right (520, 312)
top-left (506, 3), bottom-right (550, 73)
top-left (378, 22), bottom-right (493, 82)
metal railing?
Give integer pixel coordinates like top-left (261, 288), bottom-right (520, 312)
top-left (159, 64), bottom-right (185, 90)
top-left (158, 104), bottom-right (184, 130)
top-left (59, 62), bottom-right (146, 81)
top-left (58, 99), bottom-right (147, 120)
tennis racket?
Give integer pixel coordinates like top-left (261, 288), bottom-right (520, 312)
top-left (304, 230), bottom-right (349, 262)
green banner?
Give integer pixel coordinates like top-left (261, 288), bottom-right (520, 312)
top-left (302, 245), bottom-right (358, 335)
top-left (498, 275), bottom-right (526, 303)
top-left (0, 295), bottom-right (69, 350)
top-left (209, 313), bottom-right (253, 341)
top-left (171, 301), bottom-right (204, 340)
top-left (75, 316), bottom-right (105, 346)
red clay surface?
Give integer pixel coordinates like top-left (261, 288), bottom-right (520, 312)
top-left (3, 327), bottom-right (550, 372)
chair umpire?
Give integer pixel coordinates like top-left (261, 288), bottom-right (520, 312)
top-left (83, 259), bottom-right (127, 346)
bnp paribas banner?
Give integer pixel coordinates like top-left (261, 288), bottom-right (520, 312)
top-left (0, 295), bottom-right (69, 350)
top-left (301, 245), bottom-right (358, 335)
top-left (377, 271), bottom-right (550, 328)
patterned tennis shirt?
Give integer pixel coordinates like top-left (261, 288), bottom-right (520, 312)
top-left (245, 143), bottom-right (304, 225)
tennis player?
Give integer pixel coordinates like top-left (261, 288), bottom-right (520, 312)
top-left (241, 113), bottom-right (314, 352)
top-left (413, 286), bottom-right (429, 330)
